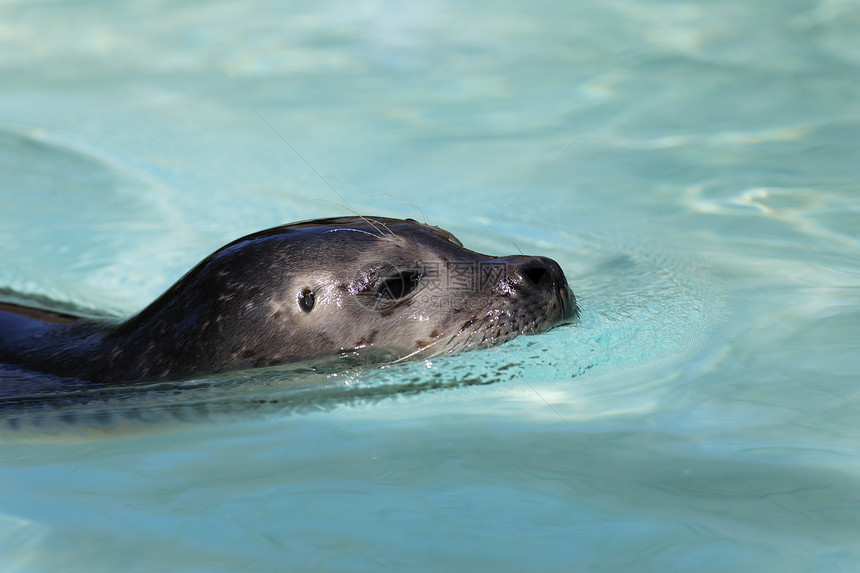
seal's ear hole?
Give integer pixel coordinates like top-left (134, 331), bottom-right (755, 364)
top-left (377, 271), bottom-right (422, 301)
top-left (297, 288), bottom-right (315, 313)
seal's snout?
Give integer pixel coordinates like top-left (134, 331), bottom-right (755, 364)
top-left (508, 256), bottom-right (579, 323)
top-left (509, 256), bottom-right (558, 288)
top-left (520, 259), bottom-right (555, 290)
top-left (511, 256), bottom-right (569, 292)
top-left (560, 284), bottom-right (579, 322)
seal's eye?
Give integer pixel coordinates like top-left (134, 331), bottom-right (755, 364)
top-left (376, 271), bottom-right (422, 301)
top-left (297, 288), bottom-right (315, 312)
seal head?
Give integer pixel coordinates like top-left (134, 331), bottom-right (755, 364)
top-left (0, 217), bottom-right (578, 384)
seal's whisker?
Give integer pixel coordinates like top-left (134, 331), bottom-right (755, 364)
top-left (367, 218), bottom-right (395, 236)
top-left (315, 199), bottom-right (387, 237)
top-left (372, 193), bottom-right (429, 225)
top-left (255, 111), bottom-right (388, 237)
top-left (405, 202), bottom-right (428, 225)
top-left (387, 341), bottom-right (443, 364)
top-left (255, 111), bottom-right (354, 203)
top-left (417, 206), bottom-right (428, 225)
top-left (477, 113), bottom-right (602, 240)
top-left (386, 330), bottom-right (463, 365)
top-left (359, 218), bottom-right (387, 237)
top-left (325, 227), bottom-right (382, 239)
top-left (316, 198), bottom-right (359, 215)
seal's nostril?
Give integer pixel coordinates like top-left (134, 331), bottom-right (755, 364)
top-left (522, 264), bottom-right (550, 288)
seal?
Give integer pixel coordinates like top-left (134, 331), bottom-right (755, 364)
top-left (0, 217), bottom-right (578, 385)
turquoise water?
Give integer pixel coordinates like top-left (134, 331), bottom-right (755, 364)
top-left (1, 0), bottom-right (860, 570)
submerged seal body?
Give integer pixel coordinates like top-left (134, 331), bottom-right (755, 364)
top-left (0, 217), bottom-right (578, 385)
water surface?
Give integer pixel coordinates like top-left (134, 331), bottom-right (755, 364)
top-left (1, 0), bottom-right (859, 571)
